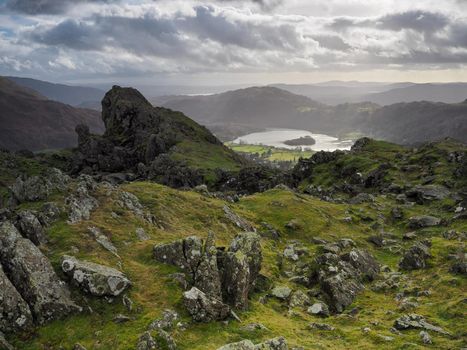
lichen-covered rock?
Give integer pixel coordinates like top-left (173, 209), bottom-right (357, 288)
top-left (117, 191), bottom-right (156, 225)
top-left (0, 264), bottom-right (33, 333)
top-left (307, 302), bottom-right (330, 317)
top-left (66, 176), bottom-right (98, 224)
top-left (399, 241), bottom-right (431, 270)
top-left (309, 249), bottom-right (379, 313)
top-left (289, 290), bottom-right (310, 308)
top-left (0, 222), bottom-right (80, 324)
top-left (148, 309), bottom-right (179, 331)
top-left (217, 340), bottom-right (255, 350)
top-left (270, 285), bottom-right (292, 300)
top-left (88, 226), bottom-right (119, 257)
top-left (408, 215), bottom-right (441, 229)
top-left (15, 210), bottom-right (47, 245)
top-left (61, 255), bottom-right (131, 297)
top-left (183, 287), bottom-right (230, 322)
top-left (220, 232), bottom-right (262, 309)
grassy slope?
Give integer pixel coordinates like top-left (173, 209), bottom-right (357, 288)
top-left (10, 171), bottom-right (466, 349)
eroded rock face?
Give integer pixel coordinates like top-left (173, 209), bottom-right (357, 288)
top-left (309, 249), bottom-right (379, 313)
top-left (0, 264), bottom-right (33, 333)
top-left (0, 222), bottom-right (79, 324)
top-left (183, 287), bottom-right (230, 322)
top-left (66, 175), bottom-right (98, 224)
top-left (61, 255), bottom-right (131, 297)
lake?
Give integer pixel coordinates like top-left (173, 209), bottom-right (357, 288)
top-left (232, 129), bottom-right (354, 151)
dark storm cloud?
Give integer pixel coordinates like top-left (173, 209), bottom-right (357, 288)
top-left (27, 5), bottom-right (302, 54)
top-left (6, 0), bottom-right (116, 14)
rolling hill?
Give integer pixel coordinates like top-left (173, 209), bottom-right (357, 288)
top-left (0, 77), bottom-right (104, 151)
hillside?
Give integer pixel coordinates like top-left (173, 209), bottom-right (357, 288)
top-left (7, 76), bottom-right (105, 107)
top-left (156, 86), bottom-right (377, 138)
top-left (158, 86), bottom-right (467, 144)
top-left (360, 101), bottom-right (467, 145)
top-left (0, 136), bottom-right (465, 349)
top-left (0, 77), bottom-right (104, 151)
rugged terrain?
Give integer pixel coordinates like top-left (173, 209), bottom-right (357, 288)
top-left (0, 86), bottom-right (465, 350)
top-left (0, 78), bottom-right (104, 151)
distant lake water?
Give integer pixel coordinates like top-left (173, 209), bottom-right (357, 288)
top-left (232, 129), bottom-right (354, 151)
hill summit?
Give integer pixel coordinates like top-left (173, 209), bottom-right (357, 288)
top-left (72, 86), bottom-right (245, 186)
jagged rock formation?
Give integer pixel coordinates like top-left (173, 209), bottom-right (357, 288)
top-left (0, 222), bottom-right (79, 326)
top-left (154, 232), bottom-right (262, 320)
top-left (61, 255), bottom-right (131, 297)
top-left (71, 86), bottom-right (243, 186)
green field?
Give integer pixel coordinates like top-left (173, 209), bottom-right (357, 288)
top-left (226, 143), bottom-right (315, 163)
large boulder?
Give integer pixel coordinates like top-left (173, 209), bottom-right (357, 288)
top-left (406, 185), bottom-right (450, 204)
top-left (309, 248), bottom-right (379, 313)
top-left (61, 255), bottom-right (131, 297)
top-left (182, 287), bottom-right (230, 322)
top-left (408, 215), bottom-right (441, 229)
top-left (220, 232), bottom-right (262, 309)
top-left (399, 241), bottom-right (431, 270)
top-left (0, 264), bottom-right (33, 333)
top-left (0, 222), bottom-right (80, 324)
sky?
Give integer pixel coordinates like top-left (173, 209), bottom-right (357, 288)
top-left (0, 0), bottom-right (467, 85)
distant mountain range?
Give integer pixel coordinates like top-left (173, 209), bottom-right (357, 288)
top-left (0, 77), bottom-right (103, 151)
top-left (272, 82), bottom-right (467, 105)
top-left (156, 86), bottom-right (467, 144)
top-left (6, 76), bottom-right (105, 107)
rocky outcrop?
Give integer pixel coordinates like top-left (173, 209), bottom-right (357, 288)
top-left (66, 175), bottom-right (99, 224)
top-left (61, 255), bottom-right (131, 297)
top-left (309, 248), bottom-right (379, 313)
top-left (0, 264), bottom-right (33, 333)
top-left (183, 287), bottom-right (230, 322)
top-left (399, 241), bottom-right (431, 270)
top-left (15, 210), bottom-right (47, 245)
top-left (0, 222), bottom-right (79, 324)
top-left (220, 232), bottom-right (262, 309)
top-left (223, 205), bottom-right (256, 232)
top-left (9, 168), bottom-right (70, 205)
top-left (154, 232), bottom-right (262, 319)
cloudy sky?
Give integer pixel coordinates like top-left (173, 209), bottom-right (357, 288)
top-left (1, 0), bottom-right (467, 85)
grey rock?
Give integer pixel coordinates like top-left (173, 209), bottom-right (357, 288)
top-left (255, 337), bottom-right (288, 350)
top-left (136, 227), bottom-right (150, 241)
top-left (148, 309), bottom-right (179, 331)
top-left (450, 252), bottom-right (467, 275)
top-left (394, 314), bottom-right (449, 335)
top-left (223, 205), bottom-right (255, 232)
top-left (406, 185), bottom-right (450, 203)
top-left (61, 255), bottom-right (131, 297)
top-left (221, 232), bottom-right (262, 309)
top-left (118, 191), bottom-right (156, 225)
top-left (399, 241), bottom-right (431, 270)
top-left (288, 290), bottom-right (310, 308)
top-left (270, 285), bottom-right (292, 300)
top-left (308, 322), bottom-right (335, 331)
top-left (113, 314), bottom-right (131, 323)
top-left (0, 264), bottom-right (33, 333)
top-left (136, 331), bottom-right (157, 350)
top-left (217, 340), bottom-right (255, 350)
top-left (39, 202), bottom-right (61, 225)
top-left (16, 210), bottom-right (47, 245)
top-left (348, 193), bottom-right (374, 204)
top-left (241, 323), bottom-right (269, 332)
top-left (408, 215), bottom-right (441, 229)
top-left (307, 302), bottom-right (330, 317)
top-left (66, 177), bottom-right (98, 224)
top-left (0, 222), bottom-right (80, 324)
top-left (88, 226), bottom-right (119, 258)
top-left (182, 287), bottom-right (230, 322)
top-left (419, 330), bottom-right (432, 344)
